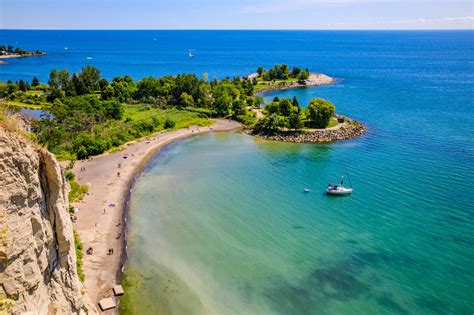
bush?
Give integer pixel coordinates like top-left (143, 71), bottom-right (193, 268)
top-left (64, 171), bottom-right (75, 181)
top-left (69, 180), bottom-right (88, 203)
top-left (74, 231), bottom-right (85, 282)
top-left (164, 119), bottom-right (176, 129)
top-left (72, 133), bottom-right (107, 159)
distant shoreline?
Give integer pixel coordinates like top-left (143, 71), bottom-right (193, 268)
top-left (0, 52), bottom-right (46, 64)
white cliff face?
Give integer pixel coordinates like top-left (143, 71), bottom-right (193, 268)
top-left (0, 127), bottom-right (97, 314)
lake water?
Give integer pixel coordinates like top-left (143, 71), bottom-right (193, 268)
top-left (1, 30), bottom-right (472, 314)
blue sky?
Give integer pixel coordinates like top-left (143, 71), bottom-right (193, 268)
top-left (1, 0), bottom-right (472, 30)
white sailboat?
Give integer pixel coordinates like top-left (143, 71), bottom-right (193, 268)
top-left (327, 166), bottom-right (353, 195)
top-left (188, 50), bottom-right (194, 58)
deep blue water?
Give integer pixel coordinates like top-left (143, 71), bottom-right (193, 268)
top-left (1, 30), bottom-right (473, 314)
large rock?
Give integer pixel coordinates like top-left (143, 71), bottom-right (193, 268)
top-left (0, 126), bottom-right (98, 314)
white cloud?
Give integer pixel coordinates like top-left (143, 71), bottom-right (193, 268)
top-left (396, 16), bottom-right (474, 23)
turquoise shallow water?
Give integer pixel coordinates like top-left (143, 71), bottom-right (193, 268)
top-left (125, 131), bottom-right (472, 314)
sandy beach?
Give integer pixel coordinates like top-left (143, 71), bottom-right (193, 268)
top-left (70, 119), bottom-right (242, 310)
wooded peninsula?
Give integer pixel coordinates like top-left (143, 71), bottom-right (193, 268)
top-left (0, 64), bottom-right (365, 160)
top-left (0, 45), bottom-right (46, 64)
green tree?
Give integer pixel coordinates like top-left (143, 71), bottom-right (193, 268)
top-left (212, 84), bottom-right (239, 116)
top-left (265, 101), bottom-right (280, 115)
top-left (291, 67), bottom-right (301, 78)
top-left (58, 69), bottom-right (70, 90)
top-left (288, 108), bottom-right (303, 130)
top-left (306, 98), bottom-right (335, 128)
top-left (48, 69), bottom-right (60, 88)
top-left (253, 96), bottom-right (265, 108)
top-left (298, 69), bottom-right (310, 81)
top-left (18, 80), bottom-right (27, 92)
top-left (31, 76), bottom-right (40, 87)
top-left (292, 96), bottom-right (299, 107)
top-left (179, 92), bottom-right (194, 108)
top-left (103, 100), bottom-right (124, 120)
top-left (72, 74), bottom-right (87, 95)
top-left (232, 99), bottom-right (246, 117)
top-left (46, 87), bottom-right (64, 102)
top-left (78, 66), bottom-right (101, 94)
top-left (279, 98), bottom-right (292, 117)
top-left (257, 66), bottom-right (265, 76)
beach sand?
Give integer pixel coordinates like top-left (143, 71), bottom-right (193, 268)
top-left (71, 119), bottom-right (242, 310)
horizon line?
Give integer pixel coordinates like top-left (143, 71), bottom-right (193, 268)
top-left (1, 28), bottom-right (473, 31)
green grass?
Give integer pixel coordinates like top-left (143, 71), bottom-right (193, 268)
top-left (25, 90), bottom-right (44, 96)
top-left (327, 117), bottom-right (340, 128)
top-left (123, 105), bottom-right (211, 130)
top-left (254, 78), bottom-right (300, 93)
top-left (73, 231), bottom-right (85, 282)
top-left (69, 180), bottom-right (88, 203)
top-left (3, 100), bottom-right (43, 109)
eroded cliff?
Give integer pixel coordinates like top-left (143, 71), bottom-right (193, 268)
top-left (0, 126), bottom-right (97, 314)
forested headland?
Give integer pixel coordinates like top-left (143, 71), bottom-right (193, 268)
top-left (0, 64), bottom-right (364, 159)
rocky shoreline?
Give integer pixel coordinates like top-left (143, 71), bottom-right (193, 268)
top-left (253, 118), bottom-right (366, 143)
top-left (252, 73), bottom-right (335, 94)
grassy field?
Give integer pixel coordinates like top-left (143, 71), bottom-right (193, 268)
top-left (327, 117), bottom-right (340, 128)
top-left (3, 100), bottom-right (43, 109)
top-left (254, 78), bottom-right (300, 93)
top-left (124, 105), bottom-right (211, 130)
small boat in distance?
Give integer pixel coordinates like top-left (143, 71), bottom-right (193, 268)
top-left (188, 50), bottom-right (194, 58)
top-left (304, 188), bottom-right (310, 193)
top-left (64, 47), bottom-right (68, 50)
top-left (86, 56), bottom-right (93, 60)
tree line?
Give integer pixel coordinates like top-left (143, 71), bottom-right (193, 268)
top-left (254, 96), bottom-right (336, 135)
top-left (256, 64), bottom-right (310, 82)
top-left (1, 64), bottom-right (338, 158)
top-left (0, 45), bottom-right (43, 55)
top-left (45, 66), bottom-right (257, 119)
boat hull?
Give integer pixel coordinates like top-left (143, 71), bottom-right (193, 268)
top-left (326, 188), bottom-right (353, 195)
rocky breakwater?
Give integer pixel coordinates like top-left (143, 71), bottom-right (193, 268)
top-left (257, 119), bottom-right (366, 143)
top-left (0, 126), bottom-right (97, 314)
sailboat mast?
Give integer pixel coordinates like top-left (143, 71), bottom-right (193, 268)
top-left (344, 164), bottom-right (353, 188)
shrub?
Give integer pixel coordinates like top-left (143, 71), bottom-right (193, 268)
top-left (73, 231), bottom-right (85, 282)
top-left (164, 119), bottom-right (176, 129)
top-left (64, 171), bottom-right (75, 181)
top-left (69, 180), bottom-right (88, 203)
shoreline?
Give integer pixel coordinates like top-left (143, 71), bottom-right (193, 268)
top-left (70, 119), bottom-right (242, 311)
top-left (0, 53), bottom-right (46, 64)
